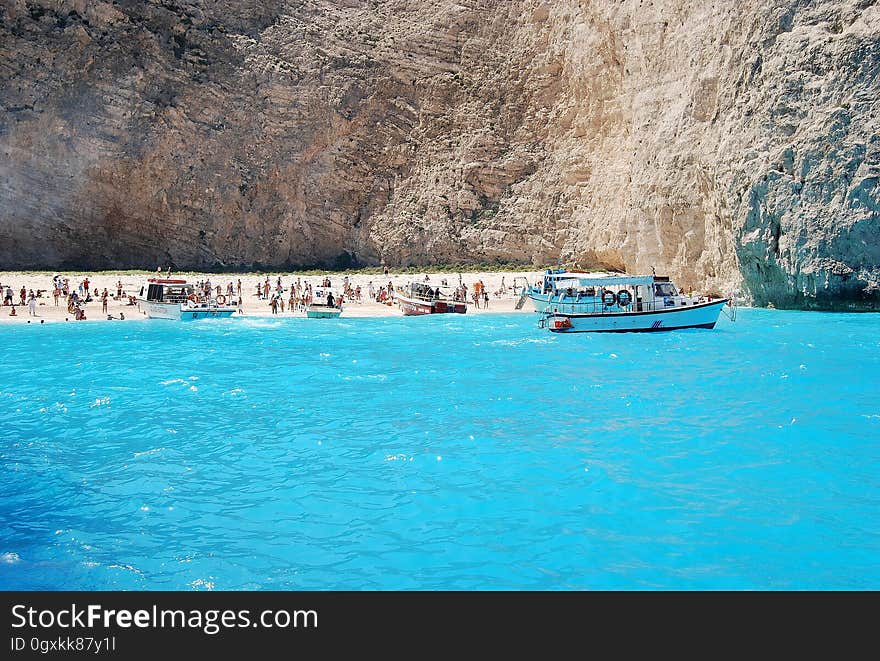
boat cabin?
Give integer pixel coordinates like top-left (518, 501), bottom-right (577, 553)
top-left (140, 278), bottom-right (194, 304)
top-left (539, 268), bottom-right (580, 294)
top-left (542, 272), bottom-right (695, 314)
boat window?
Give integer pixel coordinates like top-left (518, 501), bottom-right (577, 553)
top-left (654, 283), bottom-right (678, 297)
top-left (164, 286), bottom-right (189, 303)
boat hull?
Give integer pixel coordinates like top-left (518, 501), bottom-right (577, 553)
top-left (526, 290), bottom-right (555, 313)
top-left (306, 305), bottom-right (341, 319)
top-left (547, 299), bottom-right (728, 333)
top-left (180, 307), bottom-right (236, 320)
top-left (398, 295), bottom-right (466, 316)
top-left (138, 299), bottom-right (236, 320)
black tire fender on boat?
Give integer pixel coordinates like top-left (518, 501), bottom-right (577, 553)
top-left (602, 291), bottom-right (617, 306)
top-left (617, 290), bottom-right (632, 307)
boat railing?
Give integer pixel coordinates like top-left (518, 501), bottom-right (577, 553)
top-left (183, 296), bottom-right (233, 308)
top-left (404, 290), bottom-right (465, 303)
top-left (546, 296), bottom-right (719, 316)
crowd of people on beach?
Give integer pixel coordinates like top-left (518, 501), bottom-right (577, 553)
top-left (181, 271), bottom-right (514, 315)
top-left (258, 275), bottom-right (362, 313)
top-left (2, 283), bottom-right (39, 318)
top-left (0, 275), bottom-right (138, 321)
top-left (242, 274), bottom-right (465, 314)
top-left (1, 268), bottom-right (520, 322)
top-left (249, 273), bottom-right (512, 313)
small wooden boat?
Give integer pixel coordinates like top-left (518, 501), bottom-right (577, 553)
top-left (396, 282), bottom-right (467, 316)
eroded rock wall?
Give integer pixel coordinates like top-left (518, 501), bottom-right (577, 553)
top-left (1, 0), bottom-right (878, 307)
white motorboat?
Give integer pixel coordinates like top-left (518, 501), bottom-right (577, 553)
top-left (306, 290), bottom-right (342, 318)
top-left (137, 278), bottom-right (237, 320)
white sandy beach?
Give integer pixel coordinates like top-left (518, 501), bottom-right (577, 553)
top-left (0, 269), bottom-right (554, 324)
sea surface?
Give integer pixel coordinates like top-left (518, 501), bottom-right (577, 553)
top-left (1, 308), bottom-right (878, 590)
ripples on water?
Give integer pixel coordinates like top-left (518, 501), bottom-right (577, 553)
top-left (1, 309), bottom-right (878, 589)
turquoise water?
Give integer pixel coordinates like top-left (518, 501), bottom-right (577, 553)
top-left (1, 309), bottom-right (878, 590)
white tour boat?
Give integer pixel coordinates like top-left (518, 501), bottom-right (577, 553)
top-left (527, 272), bottom-right (730, 333)
top-left (137, 278), bottom-right (237, 320)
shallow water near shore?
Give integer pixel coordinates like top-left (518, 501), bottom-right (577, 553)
top-left (1, 308), bottom-right (878, 589)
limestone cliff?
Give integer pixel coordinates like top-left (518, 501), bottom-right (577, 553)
top-left (1, 0), bottom-right (878, 308)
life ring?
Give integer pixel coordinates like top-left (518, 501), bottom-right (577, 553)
top-left (617, 290), bottom-right (632, 307)
top-left (602, 291), bottom-right (617, 306)
top-left (553, 318), bottom-right (572, 329)
top-left (216, 294), bottom-right (226, 306)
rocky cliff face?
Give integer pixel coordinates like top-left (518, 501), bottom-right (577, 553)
top-left (1, 0), bottom-right (878, 308)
